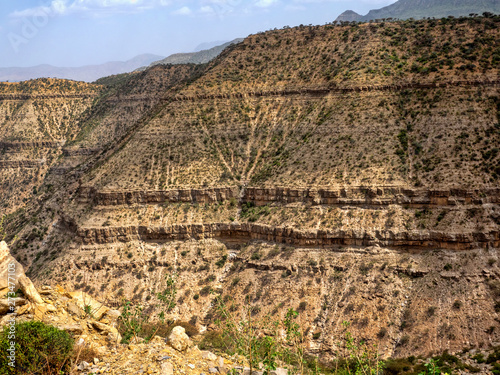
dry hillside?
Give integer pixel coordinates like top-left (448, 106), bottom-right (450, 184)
top-left (1, 15), bottom-right (499, 363)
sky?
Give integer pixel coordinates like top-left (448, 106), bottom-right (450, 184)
top-left (0, 0), bottom-right (397, 68)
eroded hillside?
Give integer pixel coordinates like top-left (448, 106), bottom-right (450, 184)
top-left (2, 16), bottom-right (500, 362)
top-left (0, 79), bottom-right (102, 214)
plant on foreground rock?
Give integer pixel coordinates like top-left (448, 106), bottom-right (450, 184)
top-left (119, 273), bottom-right (177, 343)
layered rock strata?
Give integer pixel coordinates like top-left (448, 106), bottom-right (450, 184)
top-left (76, 223), bottom-right (500, 250)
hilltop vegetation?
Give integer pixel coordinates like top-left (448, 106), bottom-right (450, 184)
top-left (185, 15), bottom-right (499, 96)
top-left (0, 78), bottom-right (102, 95)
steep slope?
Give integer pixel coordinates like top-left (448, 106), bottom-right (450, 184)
top-left (85, 17), bottom-right (500, 190)
top-left (3, 16), bottom-right (500, 362)
top-left (336, 0), bottom-right (500, 22)
top-left (0, 78), bottom-right (102, 214)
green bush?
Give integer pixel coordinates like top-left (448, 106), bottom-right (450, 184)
top-left (0, 321), bottom-right (74, 374)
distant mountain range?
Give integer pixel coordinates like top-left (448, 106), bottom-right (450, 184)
top-left (137, 38), bottom-right (244, 71)
top-left (0, 54), bottom-right (164, 83)
top-left (0, 39), bottom-right (244, 83)
top-left (336, 0), bottom-right (500, 22)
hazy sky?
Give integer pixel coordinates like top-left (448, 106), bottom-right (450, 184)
top-left (0, 0), bottom-right (397, 67)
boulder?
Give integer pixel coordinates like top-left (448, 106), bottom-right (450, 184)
top-left (0, 241), bottom-right (43, 304)
top-left (201, 350), bottom-right (218, 361)
top-left (58, 324), bottom-right (84, 335)
top-left (0, 297), bottom-right (26, 315)
top-left (168, 326), bottom-right (192, 352)
top-left (68, 291), bottom-right (109, 320)
top-left (91, 321), bottom-right (122, 344)
top-left (66, 301), bottom-right (84, 318)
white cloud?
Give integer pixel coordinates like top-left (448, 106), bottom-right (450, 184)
top-left (199, 5), bottom-right (215, 14)
top-left (285, 4), bottom-right (306, 11)
top-left (9, 0), bottom-right (173, 18)
top-left (172, 6), bottom-right (192, 15)
top-left (254, 0), bottom-right (279, 7)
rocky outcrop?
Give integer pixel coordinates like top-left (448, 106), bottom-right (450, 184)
top-left (0, 241), bottom-right (44, 304)
top-left (76, 223), bottom-right (500, 250)
top-left (171, 79), bottom-right (500, 102)
top-left (0, 93), bottom-right (98, 100)
top-left (244, 186), bottom-right (500, 207)
top-left (79, 186), bottom-right (239, 205)
top-left (81, 186), bottom-right (500, 207)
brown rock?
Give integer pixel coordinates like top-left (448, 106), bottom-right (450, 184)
top-left (58, 324), bottom-right (84, 335)
top-left (0, 297), bottom-right (26, 315)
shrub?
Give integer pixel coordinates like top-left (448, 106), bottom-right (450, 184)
top-left (215, 255), bottom-right (228, 268)
top-left (200, 286), bottom-right (212, 296)
top-left (427, 306), bottom-right (437, 316)
top-left (0, 321), bottom-right (74, 374)
top-left (377, 327), bottom-right (388, 339)
top-left (398, 335), bottom-right (410, 346)
top-left (251, 252), bottom-right (261, 260)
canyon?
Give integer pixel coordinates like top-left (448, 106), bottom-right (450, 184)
top-left (0, 15), bottom-right (499, 365)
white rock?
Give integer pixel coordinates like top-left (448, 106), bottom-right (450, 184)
top-left (168, 326), bottom-right (191, 352)
top-left (77, 361), bottom-right (90, 371)
top-left (161, 362), bottom-right (174, 375)
top-left (202, 350), bottom-right (218, 361)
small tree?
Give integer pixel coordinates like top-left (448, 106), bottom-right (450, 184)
top-left (336, 321), bottom-right (384, 375)
top-left (118, 272), bottom-right (178, 343)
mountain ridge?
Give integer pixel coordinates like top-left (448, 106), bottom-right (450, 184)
top-left (138, 38), bottom-right (244, 70)
top-left (336, 0), bottom-right (500, 22)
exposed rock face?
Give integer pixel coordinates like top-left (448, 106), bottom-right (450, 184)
top-left (168, 326), bottom-right (192, 352)
top-left (76, 223), bottom-right (500, 250)
top-left (82, 186), bottom-right (500, 208)
top-left (79, 187), bottom-right (239, 205)
top-left (0, 241), bottom-right (43, 304)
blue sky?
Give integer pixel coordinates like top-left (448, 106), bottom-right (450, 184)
top-left (0, 0), bottom-right (397, 67)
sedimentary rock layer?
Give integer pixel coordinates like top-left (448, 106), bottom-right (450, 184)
top-left (78, 186), bottom-right (239, 205)
top-left (171, 79), bottom-right (500, 102)
top-left (79, 186), bottom-right (500, 207)
top-left (76, 222), bottom-right (500, 250)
